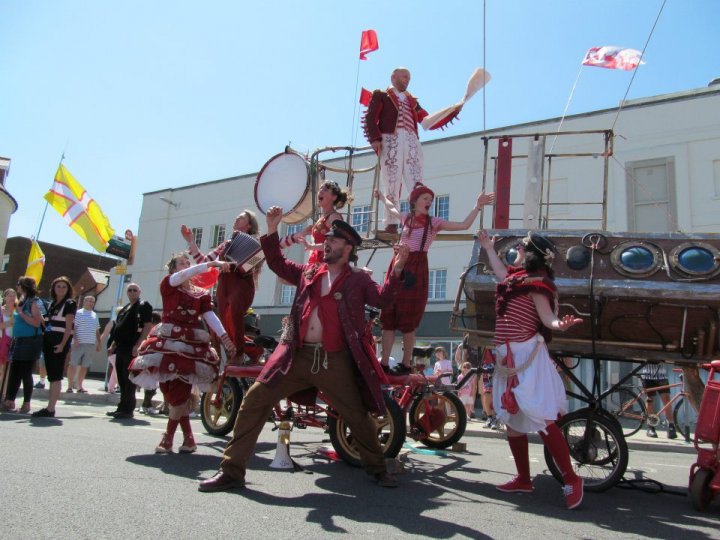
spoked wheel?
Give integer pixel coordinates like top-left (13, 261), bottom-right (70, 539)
top-left (690, 468), bottom-right (715, 511)
top-left (603, 386), bottom-right (646, 438)
top-left (201, 377), bottom-right (242, 436)
top-left (327, 393), bottom-right (406, 467)
top-left (408, 391), bottom-right (467, 449)
top-left (544, 407), bottom-right (628, 492)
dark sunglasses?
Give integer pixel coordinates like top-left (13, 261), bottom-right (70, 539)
top-left (127, 288), bottom-right (140, 292)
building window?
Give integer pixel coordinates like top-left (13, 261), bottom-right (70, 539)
top-left (211, 225), bottom-right (226, 248)
top-left (428, 269), bottom-right (447, 300)
top-left (286, 223), bottom-right (306, 236)
top-left (191, 227), bottom-right (203, 247)
top-left (434, 195), bottom-right (449, 220)
top-left (280, 284), bottom-right (296, 305)
top-left (399, 200), bottom-right (410, 214)
top-left (0, 254), bottom-right (9, 273)
top-left (351, 205), bottom-right (371, 233)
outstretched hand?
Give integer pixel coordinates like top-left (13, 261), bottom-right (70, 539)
top-left (556, 315), bottom-right (583, 331)
top-left (181, 225), bottom-right (194, 243)
top-left (476, 191), bottom-right (496, 209)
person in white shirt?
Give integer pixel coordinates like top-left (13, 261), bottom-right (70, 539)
top-left (68, 296), bottom-right (101, 393)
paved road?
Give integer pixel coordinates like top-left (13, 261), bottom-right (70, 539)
top-left (0, 389), bottom-right (718, 539)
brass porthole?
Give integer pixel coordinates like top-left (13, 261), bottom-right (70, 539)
top-left (610, 241), bottom-right (662, 278)
top-left (668, 242), bottom-right (720, 277)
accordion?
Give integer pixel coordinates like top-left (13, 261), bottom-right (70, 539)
top-left (223, 232), bottom-right (265, 272)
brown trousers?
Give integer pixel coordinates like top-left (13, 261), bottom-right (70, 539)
top-left (220, 344), bottom-right (387, 480)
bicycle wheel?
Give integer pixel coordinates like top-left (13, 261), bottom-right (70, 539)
top-left (673, 398), bottom-right (698, 440)
top-left (201, 377), bottom-right (242, 436)
top-left (408, 391), bottom-right (467, 449)
top-left (602, 386), bottom-right (646, 438)
top-left (327, 393), bottom-right (406, 468)
top-left (544, 407), bottom-right (629, 492)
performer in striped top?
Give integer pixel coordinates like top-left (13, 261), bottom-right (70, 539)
top-left (479, 230), bottom-right (585, 509)
top-left (375, 183), bottom-right (494, 374)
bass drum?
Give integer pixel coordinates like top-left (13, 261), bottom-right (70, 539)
top-left (254, 152), bottom-right (312, 224)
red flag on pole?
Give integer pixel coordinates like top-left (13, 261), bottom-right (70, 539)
top-left (581, 46), bottom-right (644, 71)
top-left (359, 87), bottom-right (372, 106)
top-left (359, 30), bottom-right (379, 60)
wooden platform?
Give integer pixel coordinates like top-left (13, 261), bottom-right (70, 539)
top-left (456, 229), bottom-right (720, 365)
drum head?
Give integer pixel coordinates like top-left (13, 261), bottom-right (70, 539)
top-left (254, 152), bottom-right (309, 217)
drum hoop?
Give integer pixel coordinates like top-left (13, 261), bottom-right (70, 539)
top-left (254, 151), bottom-right (310, 216)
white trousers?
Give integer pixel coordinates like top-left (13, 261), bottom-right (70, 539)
top-left (380, 130), bottom-right (424, 225)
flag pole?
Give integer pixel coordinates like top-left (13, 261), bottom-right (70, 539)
top-left (350, 54), bottom-right (362, 148)
top-left (548, 62), bottom-right (584, 155)
top-left (34, 153), bottom-right (66, 242)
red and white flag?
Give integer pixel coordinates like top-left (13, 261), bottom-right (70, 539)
top-left (359, 87), bottom-right (372, 106)
top-left (582, 46), bottom-right (644, 71)
top-left (359, 29), bottom-right (378, 60)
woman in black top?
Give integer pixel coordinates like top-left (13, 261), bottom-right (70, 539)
top-left (32, 277), bottom-right (76, 418)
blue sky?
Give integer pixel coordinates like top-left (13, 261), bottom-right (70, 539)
top-left (1, 0), bottom-right (718, 253)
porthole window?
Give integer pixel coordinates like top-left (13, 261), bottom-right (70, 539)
top-left (497, 239), bottom-right (522, 266)
top-left (610, 242), bottom-right (662, 278)
top-left (669, 242), bottom-right (720, 277)
top-left (566, 245), bottom-right (591, 271)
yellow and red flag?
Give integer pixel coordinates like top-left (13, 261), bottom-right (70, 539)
top-left (44, 164), bottom-right (115, 253)
top-left (25, 240), bottom-right (45, 285)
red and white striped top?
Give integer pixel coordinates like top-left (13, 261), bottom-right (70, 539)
top-left (395, 92), bottom-right (415, 132)
top-left (399, 214), bottom-right (444, 252)
top-left (494, 293), bottom-right (541, 345)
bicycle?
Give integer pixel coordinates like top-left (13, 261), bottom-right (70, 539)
top-left (603, 368), bottom-right (699, 440)
top-left (384, 345), bottom-right (467, 449)
top-left (200, 333), bottom-right (406, 468)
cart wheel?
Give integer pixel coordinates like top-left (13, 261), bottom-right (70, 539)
top-left (690, 469), bottom-right (714, 511)
top-left (201, 378), bottom-right (242, 436)
top-left (408, 391), bottom-right (467, 449)
top-left (544, 407), bottom-right (628, 492)
top-left (328, 393), bottom-right (406, 467)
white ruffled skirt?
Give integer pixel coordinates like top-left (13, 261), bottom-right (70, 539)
top-left (492, 335), bottom-right (568, 433)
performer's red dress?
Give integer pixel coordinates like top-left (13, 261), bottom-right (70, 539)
top-left (129, 276), bottom-right (220, 397)
top-left (307, 216), bottom-right (332, 265)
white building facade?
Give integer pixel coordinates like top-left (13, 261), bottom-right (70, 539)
top-left (123, 84), bottom-right (720, 361)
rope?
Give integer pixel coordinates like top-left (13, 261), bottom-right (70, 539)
top-left (482, 0), bottom-right (487, 133)
top-left (610, 0), bottom-right (667, 132)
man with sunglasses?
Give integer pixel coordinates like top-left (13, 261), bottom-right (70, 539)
top-left (106, 283), bottom-right (153, 419)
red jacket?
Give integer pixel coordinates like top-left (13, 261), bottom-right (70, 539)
top-left (257, 232), bottom-right (403, 414)
top-left (363, 88), bottom-right (428, 143)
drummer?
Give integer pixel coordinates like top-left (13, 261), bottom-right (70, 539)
top-left (281, 180), bottom-right (351, 265)
top-left (181, 210), bottom-right (261, 360)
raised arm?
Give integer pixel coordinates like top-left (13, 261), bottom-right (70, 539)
top-left (439, 192), bottom-right (495, 232)
top-left (261, 206), bottom-right (304, 285)
top-left (478, 230), bottom-right (508, 280)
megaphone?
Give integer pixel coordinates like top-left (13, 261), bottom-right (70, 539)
top-left (270, 421), bottom-right (296, 470)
